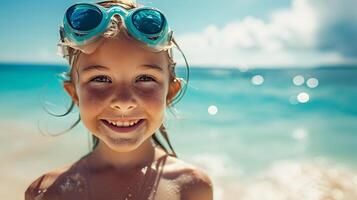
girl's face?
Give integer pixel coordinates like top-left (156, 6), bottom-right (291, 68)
top-left (65, 36), bottom-right (172, 152)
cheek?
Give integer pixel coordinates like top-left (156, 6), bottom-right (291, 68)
top-left (137, 85), bottom-right (163, 96)
top-left (82, 86), bottom-right (112, 101)
top-left (137, 86), bottom-right (167, 129)
top-left (78, 86), bottom-right (113, 114)
top-left (136, 84), bottom-right (167, 108)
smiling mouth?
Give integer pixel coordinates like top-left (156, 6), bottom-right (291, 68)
top-left (105, 119), bottom-right (141, 127)
top-left (101, 119), bottom-right (145, 133)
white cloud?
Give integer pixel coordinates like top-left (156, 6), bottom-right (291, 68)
top-left (0, 47), bottom-right (63, 64)
top-left (312, 0), bottom-right (357, 58)
top-left (174, 0), bottom-right (357, 68)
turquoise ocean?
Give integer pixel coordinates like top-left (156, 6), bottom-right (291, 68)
top-left (1, 63), bottom-right (357, 199)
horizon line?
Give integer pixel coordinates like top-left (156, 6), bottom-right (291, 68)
top-left (1, 61), bottom-right (357, 70)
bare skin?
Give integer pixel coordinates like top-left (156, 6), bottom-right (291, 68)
top-left (25, 36), bottom-right (213, 200)
top-left (25, 147), bottom-right (213, 200)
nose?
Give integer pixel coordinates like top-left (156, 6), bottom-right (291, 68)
top-left (110, 87), bottom-right (137, 112)
top-left (110, 103), bottom-right (136, 111)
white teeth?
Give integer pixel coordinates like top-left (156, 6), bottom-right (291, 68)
top-left (106, 119), bottom-right (140, 127)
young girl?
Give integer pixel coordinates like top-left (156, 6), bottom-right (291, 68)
top-left (25, 0), bottom-right (213, 200)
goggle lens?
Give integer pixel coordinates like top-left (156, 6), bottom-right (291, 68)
top-left (132, 9), bottom-right (165, 35)
top-left (66, 5), bottom-right (102, 31)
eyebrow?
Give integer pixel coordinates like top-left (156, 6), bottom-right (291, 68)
top-left (138, 64), bottom-right (163, 73)
top-left (80, 65), bottom-right (109, 73)
top-left (80, 64), bottom-right (164, 73)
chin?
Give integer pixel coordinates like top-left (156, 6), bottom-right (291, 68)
top-left (103, 135), bottom-right (143, 152)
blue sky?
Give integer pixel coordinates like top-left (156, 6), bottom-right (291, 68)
top-left (0, 0), bottom-right (356, 68)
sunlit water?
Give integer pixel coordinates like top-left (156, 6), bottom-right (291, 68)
top-left (1, 63), bottom-right (357, 199)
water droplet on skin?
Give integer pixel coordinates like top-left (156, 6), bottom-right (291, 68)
top-left (60, 178), bottom-right (75, 192)
top-left (35, 189), bottom-right (47, 199)
top-left (35, 193), bottom-right (45, 200)
top-left (141, 166), bottom-right (148, 173)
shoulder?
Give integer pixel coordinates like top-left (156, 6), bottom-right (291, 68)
top-left (178, 164), bottom-right (214, 200)
top-left (164, 156), bottom-right (214, 200)
top-left (24, 164), bottom-right (76, 200)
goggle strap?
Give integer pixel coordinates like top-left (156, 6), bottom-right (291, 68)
top-left (59, 26), bottom-right (65, 43)
top-left (57, 43), bottom-right (68, 58)
top-left (58, 26), bottom-right (71, 58)
top-left (172, 37), bottom-right (190, 100)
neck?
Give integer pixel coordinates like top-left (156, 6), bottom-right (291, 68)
top-left (87, 138), bottom-right (164, 171)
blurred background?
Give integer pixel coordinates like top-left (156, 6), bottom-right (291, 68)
top-left (1, 0), bottom-right (357, 199)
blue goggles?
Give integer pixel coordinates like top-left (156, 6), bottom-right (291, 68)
top-left (60, 2), bottom-right (173, 51)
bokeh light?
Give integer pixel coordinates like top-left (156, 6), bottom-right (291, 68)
top-left (251, 75), bottom-right (264, 85)
top-left (307, 77), bottom-right (319, 88)
top-left (293, 75), bottom-right (305, 86)
top-left (208, 105), bottom-right (218, 115)
top-left (297, 92), bottom-right (310, 103)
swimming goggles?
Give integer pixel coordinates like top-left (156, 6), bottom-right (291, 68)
top-left (60, 2), bottom-right (173, 51)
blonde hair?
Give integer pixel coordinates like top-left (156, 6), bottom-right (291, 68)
top-left (58, 0), bottom-right (181, 157)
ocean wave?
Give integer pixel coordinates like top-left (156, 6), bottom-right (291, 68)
top-left (188, 154), bottom-right (357, 200)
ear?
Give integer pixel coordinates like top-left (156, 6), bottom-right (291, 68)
top-left (166, 78), bottom-right (182, 105)
top-left (63, 81), bottom-right (79, 105)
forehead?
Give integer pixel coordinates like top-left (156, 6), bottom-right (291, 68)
top-left (75, 36), bottom-right (170, 72)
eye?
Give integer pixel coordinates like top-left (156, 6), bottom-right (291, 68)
top-left (136, 75), bottom-right (155, 82)
top-left (90, 75), bottom-right (112, 83)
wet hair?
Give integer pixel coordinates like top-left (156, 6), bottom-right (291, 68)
top-left (54, 0), bottom-right (189, 157)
